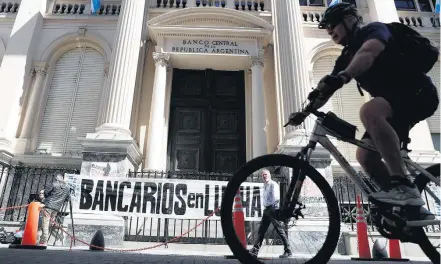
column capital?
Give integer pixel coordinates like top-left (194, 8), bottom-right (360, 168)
top-left (250, 49), bottom-right (265, 68)
top-left (104, 62), bottom-right (110, 77)
top-left (31, 65), bottom-right (48, 76)
top-left (153, 52), bottom-right (170, 67)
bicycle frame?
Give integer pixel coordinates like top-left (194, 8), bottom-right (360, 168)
top-left (287, 114), bottom-right (440, 209)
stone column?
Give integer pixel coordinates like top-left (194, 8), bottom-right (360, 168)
top-left (20, 66), bottom-right (47, 139)
top-left (96, 0), bottom-right (147, 139)
top-left (15, 65), bottom-right (48, 154)
top-left (0, 0), bottom-right (46, 155)
top-left (250, 52), bottom-right (268, 158)
top-left (272, 0), bottom-right (310, 136)
top-left (145, 52), bottom-right (170, 171)
top-left (74, 0), bottom-right (147, 247)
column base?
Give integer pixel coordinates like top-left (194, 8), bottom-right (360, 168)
top-left (94, 124), bottom-right (133, 140)
top-left (0, 141), bottom-right (13, 165)
top-left (275, 129), bottom-right (331, 165)
top-left (78, 133), bottom-right (142, 177)
top-left (62, 213), bottom-right (125, 247)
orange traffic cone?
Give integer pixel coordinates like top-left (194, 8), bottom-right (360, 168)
top-left (9, 202), bottom-right (46, 249)
top-left (233, 190), bottom-right (246, 248)
top-left (351, 195), bottom-right (372, 260)
top-left (225, 189), bottom-right (247, 259)
top-left (384, 239), bottom-right (409, 261)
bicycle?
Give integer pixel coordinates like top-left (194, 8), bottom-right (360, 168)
top-left (220, 98), bottom-right (440, 264)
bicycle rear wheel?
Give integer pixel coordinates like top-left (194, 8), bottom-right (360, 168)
top-left (413, 163), bottom-right (440, 264)
top-left (220, 154), bottom-right (341, 263)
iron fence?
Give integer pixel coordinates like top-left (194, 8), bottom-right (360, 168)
top-left (124, 170), bottom-right (289, 244)
top-left (0, 165), bottom-right (439, 245)
top-left (0, 163), bottom-right (79, 222)
top-left (333, 175), bottom-right (441, 234)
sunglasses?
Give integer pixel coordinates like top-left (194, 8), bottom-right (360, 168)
top-left (325, 21), bottom-right (341, 30)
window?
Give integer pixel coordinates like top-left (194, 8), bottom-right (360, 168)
top-left (419, 0), bottom-right (434, 11)
top-left (37, 47), bottom-right (105, 155)
top-left (395, 0), bottom-right (417, 10)
top-left (300, 0), bottom-right (357, 7)
top-left (432, 133), bottom-right (440, 151)
top-left (395, 0), bottom-right (437, 11)
top-left (310, 0), bottom-right (325, 6)
top-left (328, 0), bottom-right (356, 6)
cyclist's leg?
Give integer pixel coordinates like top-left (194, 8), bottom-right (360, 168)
top-left (360, 97), bottom-right (424, 207)
top-left (356, 134), bottom-right (390, 189)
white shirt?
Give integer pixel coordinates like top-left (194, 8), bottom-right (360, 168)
top-left (263, 180), bottom-right (280, 208)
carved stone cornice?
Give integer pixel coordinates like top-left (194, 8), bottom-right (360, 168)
top-left (152, 52), bottom-right (170, 67)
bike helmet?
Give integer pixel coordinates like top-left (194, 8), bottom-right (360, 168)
top-left (318, 2), bottom-right (359, 29)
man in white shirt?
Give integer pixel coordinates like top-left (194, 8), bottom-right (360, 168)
top-left (249, 169), bottom-right (292, 258)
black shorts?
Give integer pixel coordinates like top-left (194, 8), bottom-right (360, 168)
top-left (362, 83), bottom-right (439, 143)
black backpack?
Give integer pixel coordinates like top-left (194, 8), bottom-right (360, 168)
top-left (385, 22), bottom-right (439, 73)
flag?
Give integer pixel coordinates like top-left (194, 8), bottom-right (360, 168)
top-left (91, 0), bottom-right (100, 14)
top-left (435, 0), bottom-right (440, 14)
top-left (329, 0), bottom-right (340, 7)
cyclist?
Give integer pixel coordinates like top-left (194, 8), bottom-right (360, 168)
top-left (301, 3), bottom-right (439, 214)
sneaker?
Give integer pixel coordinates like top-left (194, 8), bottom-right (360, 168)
top-left (279, 250), bottom-right (292, 258)
top-left (369, 176), bottom-right (425, 207)
top-left (38, 242), bottom-right (47, 247)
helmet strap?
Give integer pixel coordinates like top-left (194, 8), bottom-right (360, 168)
top-left (342, 17), bottom-right (360, 46)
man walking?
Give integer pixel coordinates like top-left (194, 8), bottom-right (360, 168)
top-left (249, 169), bottom-right (292, 258)
top-left (39, 174), bottom-right (71, 246)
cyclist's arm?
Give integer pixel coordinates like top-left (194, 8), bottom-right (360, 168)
top-left (342, 22), bottom-right (391, 80)
top-left (343, 39), bottom-right (385, 79)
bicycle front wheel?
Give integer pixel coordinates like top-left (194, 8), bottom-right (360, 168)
top-left (220, 154), bottom-right (341, 264)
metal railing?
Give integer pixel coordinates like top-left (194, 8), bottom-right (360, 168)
top-left (0, 165), bottom-right (438, 245)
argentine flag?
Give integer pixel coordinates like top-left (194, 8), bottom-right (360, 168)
top-left (91, 0), bottom-right (100, 14)
top-left (435, 0), bottom-right (440, 14)
top-left (329, 0), bottom-right (341, 7)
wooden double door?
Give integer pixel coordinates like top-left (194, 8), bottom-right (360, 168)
top-left (167, 69), bottom-right (246, 173)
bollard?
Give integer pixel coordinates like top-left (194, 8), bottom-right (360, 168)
top-left (9, 202), bottom-right (46, 249)
top-left (89, 230), bottom-right (105, 251)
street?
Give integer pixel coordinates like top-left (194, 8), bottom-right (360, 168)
top-left (0, 247), bottom-right (433, 264)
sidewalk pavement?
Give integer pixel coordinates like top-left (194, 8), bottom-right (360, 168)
top-left (0, 243), bottom-right (433, 264)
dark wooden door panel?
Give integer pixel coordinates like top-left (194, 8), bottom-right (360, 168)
top-left (168, 69), bottom-right (245, 173)
top-left (169, 107), bottom-right (206, 172)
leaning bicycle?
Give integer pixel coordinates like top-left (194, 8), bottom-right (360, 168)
top-left (220, 99), bottom-right (440, 263)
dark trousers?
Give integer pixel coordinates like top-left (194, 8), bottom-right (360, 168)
top-left (253, 206), bottom-right (291, 252)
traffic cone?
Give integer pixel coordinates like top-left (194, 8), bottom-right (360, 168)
top-left (351, 195), bottom-right (372, 260)
top-left (225, 189), bottom-right (247, 259)
top-left (383, 239), bottom-right (409, 262)
top-left (233, 190), bottom-right (247, 248)
top-left (9, 202), bottom-right (46, 249)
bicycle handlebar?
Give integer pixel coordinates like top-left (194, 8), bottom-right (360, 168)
top-left (283, 98), bottom-right (327, 128)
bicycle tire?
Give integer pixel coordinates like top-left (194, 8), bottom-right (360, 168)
top-left (413, 163), bottom-right (440, 264)
top-left (220, 154), bottom-right (341, 263)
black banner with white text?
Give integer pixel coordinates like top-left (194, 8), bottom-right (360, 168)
top-left (66, 174), bottom-right (265, 221)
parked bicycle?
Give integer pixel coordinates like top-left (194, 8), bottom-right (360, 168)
top-left (221, 98), bottom-right (440, 263)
